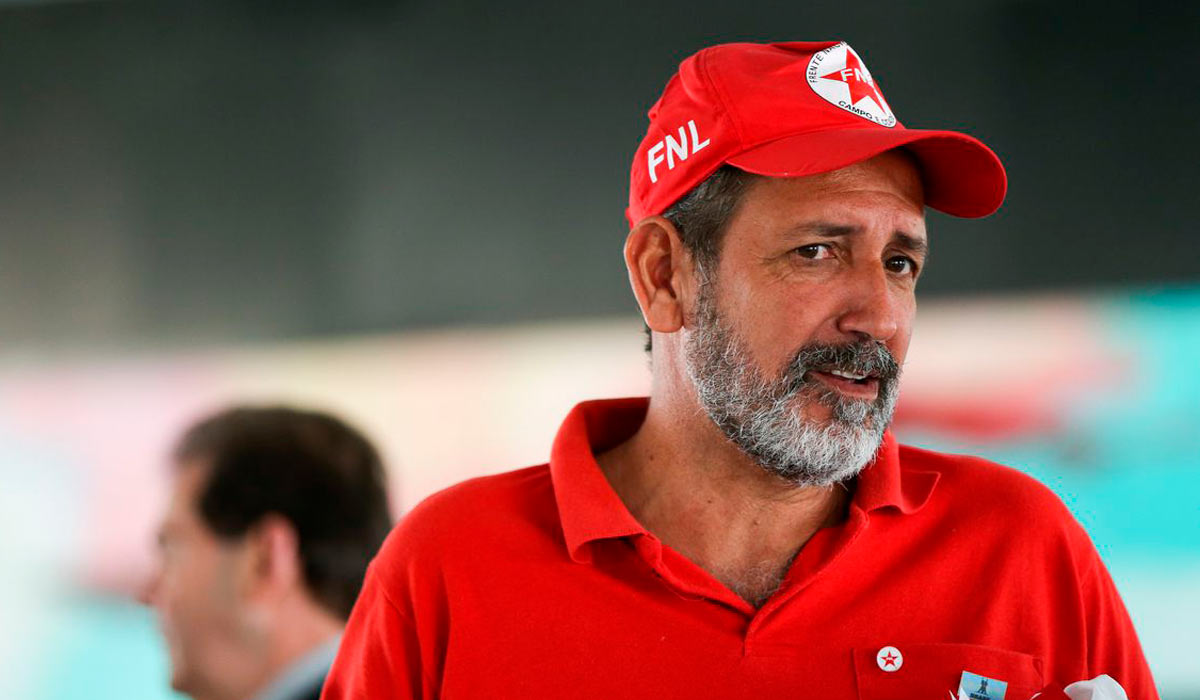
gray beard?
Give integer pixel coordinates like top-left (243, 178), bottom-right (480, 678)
top-left (683, 281), bottom-right (900, 487)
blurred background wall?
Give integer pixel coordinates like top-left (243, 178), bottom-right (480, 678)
top-left (0, 1), bottom-right (1195, 698)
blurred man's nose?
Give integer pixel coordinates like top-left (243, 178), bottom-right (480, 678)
top-left (136, 569), bottom-right (160, 607)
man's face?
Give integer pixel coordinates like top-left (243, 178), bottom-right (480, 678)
top-left (142, 463), bottom-right (248, 697)
top-left (683, 151), bottom-right (926, 485)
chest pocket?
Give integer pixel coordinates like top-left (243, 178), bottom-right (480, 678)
top-left (854, 643), bottom-right (1044, 700)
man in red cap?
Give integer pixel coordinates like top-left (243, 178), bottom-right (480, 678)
top-left (322, 41), bottom-right (1157, 699)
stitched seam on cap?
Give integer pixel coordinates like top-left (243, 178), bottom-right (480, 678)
top-left (698, 46), bottom-right (745, 145)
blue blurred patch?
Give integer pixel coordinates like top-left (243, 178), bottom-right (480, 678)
top-left (32, 593), bottom-right (184, 700)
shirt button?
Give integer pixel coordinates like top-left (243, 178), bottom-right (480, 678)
top-left (876, 645), bottom-right (903, 672)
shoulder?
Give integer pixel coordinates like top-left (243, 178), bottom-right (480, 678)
top-left (372, 464), bottom-right (559, 574)
top-left (290, 679), bottom-right (325, 700)
top-left (898, 443), bottom-right (1093, 550)
top-left (901, 443), bottom-right (1063, 511)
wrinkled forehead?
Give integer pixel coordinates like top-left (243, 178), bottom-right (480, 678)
top-left (731, 151), bottom-right (928, 241)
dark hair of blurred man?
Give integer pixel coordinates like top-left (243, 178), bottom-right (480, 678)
top-left (141, 406), bottom-right (392, 700)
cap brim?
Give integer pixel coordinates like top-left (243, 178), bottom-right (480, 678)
top-left (725, 127), bottom-right (1007, 218)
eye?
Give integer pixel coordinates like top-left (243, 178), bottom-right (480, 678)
top-left (794, 243), bottom-right (835, 260)
top-left (885, 255), bottom-right (918, 275)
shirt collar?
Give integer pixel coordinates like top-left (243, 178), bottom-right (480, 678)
top-left (250, 634), bottom-right (341, 700)
top-left (549, 398), bottom-right (939, 560)
top-left (549, 398), bottom-right (651, 562)
top-left (853, 428), bottom-right (940, 515)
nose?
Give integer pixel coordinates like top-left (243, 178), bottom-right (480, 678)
top-left (834, 265), bottom-right (903, 343)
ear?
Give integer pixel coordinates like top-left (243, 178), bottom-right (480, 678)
top-left (624, 216), bottom-right (700, 337)
top-left (242, 514), bottom-right (302, 601)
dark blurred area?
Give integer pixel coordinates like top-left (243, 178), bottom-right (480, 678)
top-left (2, 0), bottom-right (1196, 349)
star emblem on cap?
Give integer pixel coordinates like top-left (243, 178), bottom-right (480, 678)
top-left (819, 49), bottom-right (884, 111)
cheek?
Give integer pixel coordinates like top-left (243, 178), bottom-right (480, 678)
top-left (162, 554), bottom-right (223, 623)
top-left (158, 568), bottom-right (196, 630)
top-left (726, 284), bottom-right (831, 359)
top-left (772, 298), bottom-right (848, 371)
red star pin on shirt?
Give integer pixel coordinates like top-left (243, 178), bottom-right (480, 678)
top-left (819, 49), bottom-right (883, 110)
top-left (876, 645), bottom-right (904, 672)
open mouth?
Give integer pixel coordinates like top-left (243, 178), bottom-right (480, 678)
top-left (808, 368), bottom-right (881, 400)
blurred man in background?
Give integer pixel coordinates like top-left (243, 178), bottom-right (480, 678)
top-left (142, 406), bottom-right (392, 700)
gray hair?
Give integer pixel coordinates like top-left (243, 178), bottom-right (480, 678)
top-left (644, 165), bottom-right (759, 351)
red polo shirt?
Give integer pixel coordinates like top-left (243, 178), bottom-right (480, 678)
top-left (322, 398), bottom-right (1157, 700)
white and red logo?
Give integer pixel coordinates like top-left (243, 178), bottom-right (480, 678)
top-left (806, 42), bottom-right (896, 128)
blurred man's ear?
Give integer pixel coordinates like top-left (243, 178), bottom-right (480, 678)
top-left (242, 514), bottom-right (302, 602)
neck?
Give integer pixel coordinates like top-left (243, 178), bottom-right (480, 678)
top-left (596, 383), bottom-right (849, 607)
top-left (227, 597), bottom-right (344, 700)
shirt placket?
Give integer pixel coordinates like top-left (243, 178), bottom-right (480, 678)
top-left (743, 505), bottom-right (872, 654)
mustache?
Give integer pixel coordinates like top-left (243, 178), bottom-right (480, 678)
top-left (782, 340), bottom-right (900, 390)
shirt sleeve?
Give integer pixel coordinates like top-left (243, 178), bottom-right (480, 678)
top-left (320, 561), bottom-right (430, 700)
top-left (1078, 550), bottom-right (1159, 700)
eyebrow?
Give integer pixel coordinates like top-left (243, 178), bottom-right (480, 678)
top-left (893, 232), bottom-right (929, 258)
top-left (789, 222), bottom-right (928, 257)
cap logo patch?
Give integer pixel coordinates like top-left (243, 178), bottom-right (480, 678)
top-left (806, 42), bottom-right (896, 127)
top-left (646, 119), bottom-right (710, 184)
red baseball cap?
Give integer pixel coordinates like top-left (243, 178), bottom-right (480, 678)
top-left (626, 41), bottom-right (1007, 225)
